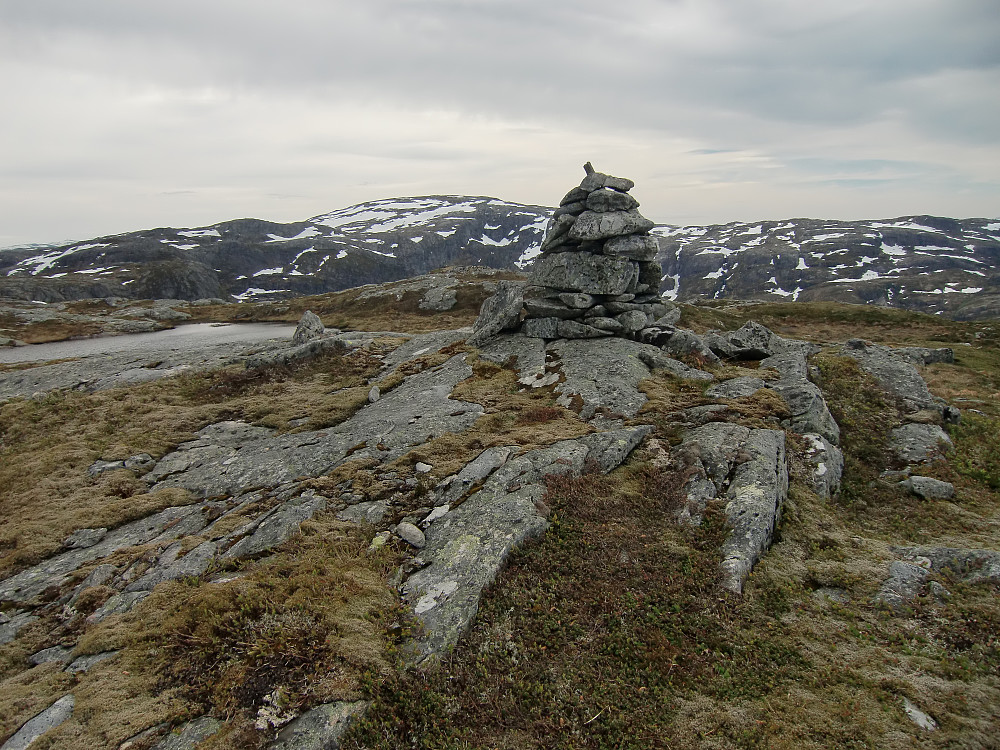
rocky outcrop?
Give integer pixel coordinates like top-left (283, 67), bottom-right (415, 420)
top-left (403, 426), bottom-right (651, 664)
top-left (0, 695), bottom-right (75, 750)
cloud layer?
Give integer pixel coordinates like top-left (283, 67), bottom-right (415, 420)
top-left (1, 0), bottom-right (998, 246)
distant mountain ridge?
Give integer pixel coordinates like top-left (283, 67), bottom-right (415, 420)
top-left (1, 197), bottom-right (998, 319)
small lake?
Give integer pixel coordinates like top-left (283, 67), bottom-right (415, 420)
top-left (0, 323), bottom-right (298, 364)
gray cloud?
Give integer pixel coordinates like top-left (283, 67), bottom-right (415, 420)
top-left (0, 0), bottom-right (997, 246)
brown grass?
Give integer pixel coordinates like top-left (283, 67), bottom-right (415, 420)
top-left (0, 346), bottom-right (389, 579)
top-left (3, 514), bottom-right (399, 750)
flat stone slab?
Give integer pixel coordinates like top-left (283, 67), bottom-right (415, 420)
top-left (706, 376), bottom-right (766, 399)
top-left (719, 429), bottom-right (787, 594)
top-left (548, 337), bottom-right (658, 420)
top-left (529, 251), bottom-right (637, 296)
top-left (269, 701), bottom-right (368, 750)
top-left (1, 694), bottom-right (74, 750)
top-left (146, 355), bottom-right (483, 497)
top-left (0, 501), bottom-right (223, 604)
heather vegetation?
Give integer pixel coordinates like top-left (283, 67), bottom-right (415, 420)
top-left (1, 293), bottom-right (998, 748)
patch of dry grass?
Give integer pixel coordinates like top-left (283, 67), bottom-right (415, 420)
top-left (0, 346), bottom-right (389, 579)
top-left (2, 514), bottom-right (400, 750)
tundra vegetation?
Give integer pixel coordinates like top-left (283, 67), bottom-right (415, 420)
top-left (0, 287), bottom-right (998, 749)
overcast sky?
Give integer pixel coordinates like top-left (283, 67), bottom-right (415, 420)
top-left (1, 0), bottom-right (998, 247)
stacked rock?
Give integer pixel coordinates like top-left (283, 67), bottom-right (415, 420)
top-left (521, 163), bottom-right (670, 340)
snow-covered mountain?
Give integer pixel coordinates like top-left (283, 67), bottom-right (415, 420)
top-left (0, 196), bottom-right (549, 303)
top-left (1, 197), bottom-right (998, 319)
top-left (656, 215), bottom-right (1000, 319)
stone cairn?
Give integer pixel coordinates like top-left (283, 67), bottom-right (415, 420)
top-left (520, 163), bottom-right (672, 340)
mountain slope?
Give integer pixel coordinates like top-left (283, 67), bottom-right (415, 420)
top-left (657, 215), bottom-right (1000, 320)
top-left (2, 198), bottom-right (998, 318)
top-left (0, 197), bottom-right (549, 303)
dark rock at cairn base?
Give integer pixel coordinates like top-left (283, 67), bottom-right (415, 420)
top-left (569, 210), bottom-right (655, 241)
top-left (586, 188), bottom-right (639, 213)
top-left (557, 320), bottom-right (613, 339)
top-left (616, 310), bottom-right (651, 332)
top-left (467, 281), bottom-right (524, 347)
top-left (558, 293), bottom-right (596, 309)
top-left (523, 297), bottom-right (584, 320)
top-left (523, 317), bottom-right (561, 339)
top-left (604, 235), bottom-right (659, 261)
top-left (530, 252), bottom-right (638, 296)
top-left (585, 317), bottom-right (626, 333)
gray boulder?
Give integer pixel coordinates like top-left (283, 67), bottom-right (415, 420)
top-left (899, 476), bottom-right (955, 500)
top-left (720, 429), bottom-right (787, 594)
top-left (530, 251), bottom-right (638, 296)
top-left (521, 317), bottom-right (561, 339)
top-left (467, 281), bottom-right (524, 348)
top-left (419, 285), bottom-right (457, 312)
top-left (568, 210), bottom-right (655, 241)
top-left (292, 310), bottom-right (325, 344)
top-left (586, 188), bottom-right (639, 212)
top-left (842, 339), bottom-right (939, 413)
top-left (891, 423), bottom-right (953, 464)
top-left (661, 330), bottom-right (721, 365)
top-left (675, 422), bottom-right (787, 592)
top-left (875, 560), bottom-right (930, 611)
top-left (723, 321), bottom-right (786, 359)
top-left (395, 522), bottom-right (426, 549)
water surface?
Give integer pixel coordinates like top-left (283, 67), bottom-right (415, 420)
top-left (0, 323), bottom-right (297, 364)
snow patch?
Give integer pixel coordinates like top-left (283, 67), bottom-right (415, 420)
top-left (178, 229), bottom-right (220, 238)
top-left (266, 227), bottom-right (320, 243)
